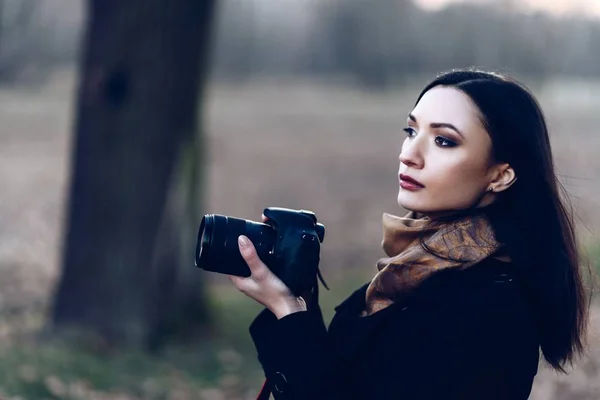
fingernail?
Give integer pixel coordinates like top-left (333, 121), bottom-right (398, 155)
top-left (238, 235), bottom-right (249, 247)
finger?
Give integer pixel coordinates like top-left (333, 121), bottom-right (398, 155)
top-left (228, 274), bottom-right (260, 297)
top-left (227, 274), bottom-right (247, 290)
top-left (238, 235), bottom-right (269, 279)
top-left (228, 274), bottom-right (252, 289)
top-left (261, 214), bottom-right (269, 223)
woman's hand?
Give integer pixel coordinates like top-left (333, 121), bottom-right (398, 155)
top-left (228, 226), bottom-right (307, 319)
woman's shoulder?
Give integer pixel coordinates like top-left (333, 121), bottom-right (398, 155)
top-left (420, 256), bottom-right (521, 301)
top-left (336, 257), bottom-right (526, 318)
top-left (417, 257), bottom-right (537, 339)
top-left (418, 258), bottom-right (525, 311)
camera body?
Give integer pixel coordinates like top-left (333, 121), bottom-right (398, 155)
top-left (195, 207), bottom-right (326, 296)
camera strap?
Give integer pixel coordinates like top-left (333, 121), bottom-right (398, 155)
top-left (255, 378), bottom-right (271, 400)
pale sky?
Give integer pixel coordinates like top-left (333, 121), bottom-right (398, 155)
top-left (416, 0), bottom-right (600, 17)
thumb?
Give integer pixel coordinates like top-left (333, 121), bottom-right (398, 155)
top-left (238, 235), bottom-right (269, 278)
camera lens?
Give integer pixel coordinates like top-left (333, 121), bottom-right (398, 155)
top-left (195, 214), bottom-right (276, 277)
top-left (197, 215), bottom-right (212, 259)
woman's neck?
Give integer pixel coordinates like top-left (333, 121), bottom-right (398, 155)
top-left (420, 200), bottom-right (499, 222)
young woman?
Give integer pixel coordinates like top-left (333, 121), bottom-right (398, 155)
top-left (228, 69), bottom-right (591, 399)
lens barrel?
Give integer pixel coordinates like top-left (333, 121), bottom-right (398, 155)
top-left (195, 214), bottom-right (275, 277)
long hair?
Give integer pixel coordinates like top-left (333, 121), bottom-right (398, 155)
top-left (414, 68), bottom-right (591, 372)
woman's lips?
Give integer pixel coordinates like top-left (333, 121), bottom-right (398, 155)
top-left (399, 174), bottom-right (424, 191)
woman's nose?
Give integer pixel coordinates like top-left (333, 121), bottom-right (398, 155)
top-left (399, 138), bottom-right (424, 168)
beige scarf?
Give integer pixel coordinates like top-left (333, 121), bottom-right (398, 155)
top-left (363, 209), bottom-right (504, 316)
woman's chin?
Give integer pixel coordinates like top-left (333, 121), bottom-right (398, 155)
top-left (397, 194), bottom-right (435, 216)
top-left (397, 192), bottom-right (422, 211)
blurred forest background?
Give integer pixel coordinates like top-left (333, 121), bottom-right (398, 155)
top-left (1, 0), bottom-right (600, 399)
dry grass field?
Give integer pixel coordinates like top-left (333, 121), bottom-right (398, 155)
top-left (0, 69), bottom-right (599, 398)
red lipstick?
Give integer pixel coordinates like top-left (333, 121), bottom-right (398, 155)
top-left (399, 174), bottom-right (424, 191)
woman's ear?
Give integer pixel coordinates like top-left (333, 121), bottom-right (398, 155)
top-left (488, 163), bottom-right (517, 193)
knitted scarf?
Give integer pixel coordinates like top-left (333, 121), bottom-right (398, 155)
top-left (363, 209), bottom-right (504, 316)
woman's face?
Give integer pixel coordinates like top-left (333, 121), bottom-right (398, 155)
top-left (397, 86), bottom-right (497, 216)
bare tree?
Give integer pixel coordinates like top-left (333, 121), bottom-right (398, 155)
top-left (0, 0), bottom-right (52, 84)
top-left (51, 0), bottom-right (217, 350)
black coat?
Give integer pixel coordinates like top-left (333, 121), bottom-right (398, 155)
top-left (249, 258), bottom-right (540, 400)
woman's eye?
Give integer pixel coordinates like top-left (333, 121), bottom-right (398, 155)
top-left (435, 136), bottom-right (457, 148)
top-left (403, 127), bottom-right (416, 137)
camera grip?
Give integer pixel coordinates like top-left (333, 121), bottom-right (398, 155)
top-left (279, 232), bottom-right (321, 297)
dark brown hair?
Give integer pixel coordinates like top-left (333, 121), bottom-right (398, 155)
top-left (415, 68), bottom-right (591, 372)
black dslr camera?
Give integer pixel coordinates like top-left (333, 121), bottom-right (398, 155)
top-left (195, 207), bottom-right (328, 296)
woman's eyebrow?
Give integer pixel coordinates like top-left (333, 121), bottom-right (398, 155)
top-left (408, 113), bottom-right (464, 139)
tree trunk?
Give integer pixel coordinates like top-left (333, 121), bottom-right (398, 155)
top-left (51, 0), bottom-right (217, 349)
